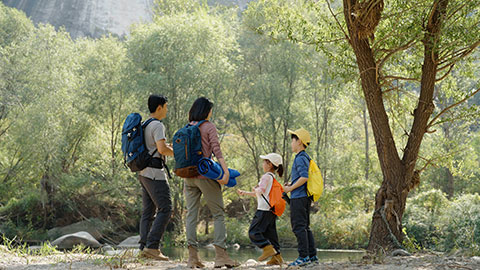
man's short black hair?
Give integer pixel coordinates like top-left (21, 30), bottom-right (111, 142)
top-left (189, 97), bottom-right (214, 122)
top-left (148, 95), bottom-right (168, 113)
top-left (291, 134), bottom-right (308, 149)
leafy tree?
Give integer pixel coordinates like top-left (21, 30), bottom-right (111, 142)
top-left (244, 0), bottom-right (480, 251)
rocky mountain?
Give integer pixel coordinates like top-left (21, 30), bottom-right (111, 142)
top-left (1, 0), bottom-right (155, 39)
top-left (1, 0), bottom-right (251, 39)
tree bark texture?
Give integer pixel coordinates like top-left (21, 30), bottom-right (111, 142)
top-left (342, 0), bottom-right (449, 251)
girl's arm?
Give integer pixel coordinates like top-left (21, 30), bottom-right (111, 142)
top-left (236, 189), bottom-right (256, 197)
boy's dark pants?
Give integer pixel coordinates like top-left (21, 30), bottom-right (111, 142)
top-left (290, 197), bottom-right (316, 258)
top-left (138, 175), bottom-right (172, 250)
top-left (248, 210), bottom-right (280, 252)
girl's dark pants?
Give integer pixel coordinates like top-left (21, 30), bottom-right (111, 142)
top-left (248, 210), bottom-right (280, 252)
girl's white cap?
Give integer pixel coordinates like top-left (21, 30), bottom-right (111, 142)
top-left (260, 153), bottom-right (283, 167)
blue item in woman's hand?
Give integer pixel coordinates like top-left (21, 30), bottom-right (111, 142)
top-left (197, 158), bottom-right (239, 187)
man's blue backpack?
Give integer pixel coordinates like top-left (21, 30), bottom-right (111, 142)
top-left (172, 120), bottom-right (205, 178)
top-left (121, 113), bottom-right (160, 172)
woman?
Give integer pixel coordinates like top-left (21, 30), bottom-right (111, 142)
top-left (184, 97), bottom-right (239, 268)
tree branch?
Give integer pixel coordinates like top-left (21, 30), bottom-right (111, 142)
top-left (326, 0), bottom-right (350, 42)
top-left (376, 38), bottom-right (418, 79)
top-left (438, 40), bottom-right (480, 70)
top-left (435, 63), bottom-right (454, 82)
top-left (427, 86), bottom-right (480, 128)
top-left (382, 75), bottom-right (420, 82)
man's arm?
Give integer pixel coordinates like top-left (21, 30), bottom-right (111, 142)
top-left (156, 139), bottom-right (173, 156)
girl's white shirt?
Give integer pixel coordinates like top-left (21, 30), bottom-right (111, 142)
top-left (255, 172), bottom-right (274, 211)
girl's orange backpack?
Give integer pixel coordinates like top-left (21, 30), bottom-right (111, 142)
top-left (261, 173), bottom-right (286, 217)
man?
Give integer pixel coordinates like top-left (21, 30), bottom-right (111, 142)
top-left (138, 94), bottom-right (174, 260)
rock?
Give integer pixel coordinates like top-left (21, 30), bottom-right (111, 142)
top-left (118, 235), bottom-right (141, 249)
top-left (2, 0), bottom-right (155, 39)
top-left (47, 218), bottom-right (105, 241)
top-left (51, 231), bottom-right (101, 249)
top-left (244, 259), bottom-right (257, 266)
top-left (232, 243), bottom-right (240, 250)
top-left (391, 249), bottom-right (411, 256)
top-left (102, 245), bottom-right (114, 251)
top-left (472, 256), bottom-right (480, 262)
top-left (0, 245), bottom-right (8, 252)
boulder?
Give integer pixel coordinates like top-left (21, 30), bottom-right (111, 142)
top-left (118, 235), bottom-right (141, 249)
top-left (51, 231), bottom-right (101, 249)
top-left (48, 218), bottom-right (105, 241)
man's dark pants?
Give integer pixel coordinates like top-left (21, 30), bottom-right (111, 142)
top-left (138, 175), bottom-right (172, 250)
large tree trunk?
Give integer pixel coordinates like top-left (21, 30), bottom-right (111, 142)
top-left (342, 0), bottom-right (449, 251)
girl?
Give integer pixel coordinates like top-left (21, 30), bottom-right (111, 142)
top-left (237, 153), bottom-right (284, 265)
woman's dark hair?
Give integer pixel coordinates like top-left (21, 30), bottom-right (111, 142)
top-left (189, 97), bottom-right (214, 121)
top-left (291, 134), bottom-right (308, 149)
top-left (148, 95), bottom-right (168, 113)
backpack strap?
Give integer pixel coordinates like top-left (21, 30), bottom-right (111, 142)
top-left (261, 172), bottom-right (276, 210)
top-left (142, 118), bottom-right (161, 156)
top-left (142, 118), bottom-right (173, 178)
top-left (187, 119), bottom-right (208, 127)
top-left (261, 194), bottom-right (273, 209)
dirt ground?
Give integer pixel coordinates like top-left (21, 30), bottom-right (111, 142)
top-left (1, 247), bottom-right (480, 270)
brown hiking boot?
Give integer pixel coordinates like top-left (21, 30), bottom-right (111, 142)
top-left (141, 248), bottom-right (169, 261)
top-left (267, 254), bottom-right (284, 265)
top-left (187, 245), bottom-right (205, 268)
top-left (257, 244), bottom-right (277, 261)
top-left (214, 245), bottom-right (240, 268)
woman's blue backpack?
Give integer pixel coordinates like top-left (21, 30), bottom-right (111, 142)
top-left (172, 120), bottom-right (205, 178)
top-left (121, 113), bottom-right (159, 172)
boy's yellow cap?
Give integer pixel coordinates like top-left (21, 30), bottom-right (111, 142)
top-left (287, 128), bottom-right (311, 145)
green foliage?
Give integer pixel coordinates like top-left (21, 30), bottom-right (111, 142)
top-left (404, 192), bottom-right (480, 254)
top-left (437, 194), bottom-right (480, 254)
top-left (0, 0), bottom-right (479, 254)
top-left (0, 2), bottom-right (34, 47)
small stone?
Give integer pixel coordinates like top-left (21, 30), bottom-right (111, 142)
top-left (391, 249), bottom-right (411, 256)
top-left (244, 259), bottom-right (257, 266)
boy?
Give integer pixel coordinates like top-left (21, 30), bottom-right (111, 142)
top-left (283, 128), bottom-right (318, 266)
top-left (138, 95), bottom-right (174, 260)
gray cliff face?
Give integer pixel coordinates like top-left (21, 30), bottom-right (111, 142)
top-left (1, 0), bottom-right (154, 38)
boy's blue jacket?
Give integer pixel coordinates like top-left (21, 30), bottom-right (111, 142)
top-left (290, 150), bottom-right (310, 199)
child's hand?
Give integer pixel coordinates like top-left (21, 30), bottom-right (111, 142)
top-left (237, 189), bottom-right (245, 196)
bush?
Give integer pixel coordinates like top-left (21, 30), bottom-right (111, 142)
top-left (437, 194), bottom-right (480, 254)
top-left (0, 193), bottom-right (46, 239)
top-left (403, 189), bottom-right (449, 249)
top-left (312, 210), bottom-right (370, 249)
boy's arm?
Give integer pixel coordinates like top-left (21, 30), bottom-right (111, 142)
top-left (284, 155), bottom-right (309, 193)
top-left (284, 177), bottom-right (308, 193)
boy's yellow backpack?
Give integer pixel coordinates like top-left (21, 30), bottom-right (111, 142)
top-left (307, 159), bottom-right (324, 201)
